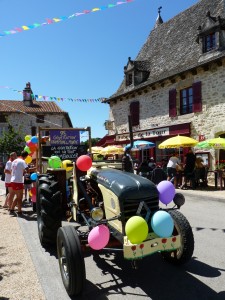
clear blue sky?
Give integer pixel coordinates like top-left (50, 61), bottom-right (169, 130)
top-left (0, 0), bottom-right (198, 139)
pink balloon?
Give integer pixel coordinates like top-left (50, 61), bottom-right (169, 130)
top-left (157, 180), bottom-right (175, 205)
top-left (76, 155), bottom-right (92, 171)
top-left (88, 225), bottom-right (110, 250)
top-left (31, 187), bottom-right (36, 203)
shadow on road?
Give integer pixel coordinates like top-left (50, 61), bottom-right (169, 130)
top-left (40, 242), bottom-right (225, 299)
top-left (87, 251), bottom-right (225, 300)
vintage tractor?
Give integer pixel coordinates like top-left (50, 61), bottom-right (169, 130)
top-left (36, 154), bottom-right (194, 297)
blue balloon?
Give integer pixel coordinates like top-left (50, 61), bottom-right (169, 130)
top-left (151, 211), bottom-right (174, 238)
top-left (30, 172), bottom-right (37, 181)
top-left (31, 136), bottom-right (38, 144)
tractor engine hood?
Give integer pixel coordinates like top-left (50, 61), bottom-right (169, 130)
top-left (90, 168), bottom-right (159, 201)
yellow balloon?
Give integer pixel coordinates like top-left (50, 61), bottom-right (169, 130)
top-left (25, 155), bottom-right (32, 164)
top-left (25, 135), bottom-right (31, 142)
top-left (62, 160), bottom-right (73, 172)
top-left (125, 216), bottom-right (148, 244)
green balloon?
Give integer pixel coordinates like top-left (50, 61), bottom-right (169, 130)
top-left (48, 156), bottom-right (62, 169)
top-left (125, 216), bottom-right (148, 244)
top-left (24, 146), bottom-right (31, 154)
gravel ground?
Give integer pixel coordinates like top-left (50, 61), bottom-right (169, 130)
top-left (0, 194), bottom-right (45, 300)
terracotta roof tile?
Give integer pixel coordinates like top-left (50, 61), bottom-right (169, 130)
top-left (0, 100), bottom-right (65, 113)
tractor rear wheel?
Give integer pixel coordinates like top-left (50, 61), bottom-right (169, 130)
top-left (36, 174), bottom-right (62, 247)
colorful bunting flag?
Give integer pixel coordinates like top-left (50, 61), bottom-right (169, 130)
top-left (0, 0), bottom-right (134, 39)
top-left (0, 85), bottom-right (105, 103)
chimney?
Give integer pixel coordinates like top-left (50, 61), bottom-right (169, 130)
top-left (23, 82), bottom-right (34, 106)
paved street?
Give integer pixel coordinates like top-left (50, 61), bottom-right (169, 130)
top-left (0, 180), bottom-right (225, 299)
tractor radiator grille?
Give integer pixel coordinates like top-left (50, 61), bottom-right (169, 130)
top-left (122, 197), bottom-right (159, 222)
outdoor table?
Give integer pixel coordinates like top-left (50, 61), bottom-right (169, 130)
top-left (208, 170), bottom-right (225, 190)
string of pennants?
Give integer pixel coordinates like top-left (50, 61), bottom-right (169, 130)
top-left (0, 86), bottom-right (106, 103)
top-left (0, 0), bottom-right (134, 38)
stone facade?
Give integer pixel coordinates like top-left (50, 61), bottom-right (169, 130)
top-left (107, 58), bottom-right (225, 168)
top-left (4, 113), bottom-right (71, 137)
top-left (98, 0), bottom-right (225, 170)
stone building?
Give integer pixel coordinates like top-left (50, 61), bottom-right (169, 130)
top-left (0, 82), bottom-right (72, 160)
top-left (98, 0), bottom-right (225, 168)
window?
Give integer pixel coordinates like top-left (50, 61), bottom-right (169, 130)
top-left (203, 33), bottom-right (216, 53)
top-left (36, 115), bottom-right (44, 123)
top-left (169, 81), bottom-right (202, 117)
top-left (130, 101), bottom-right (139, 126)
top-left (0, 115), bottom-right (7, 123)
top-left (180, 87), bottom-right (193, 115)
top-left (126, 73), bottom-right (133, 86)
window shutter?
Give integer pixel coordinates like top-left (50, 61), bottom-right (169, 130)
top-left (193, 81), bottom-right (202, 112)
top-left (169, 89), bottom-right (177, 117)
top-left (130, 101), bottom-right (139, 126)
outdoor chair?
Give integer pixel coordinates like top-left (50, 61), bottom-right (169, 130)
top-left (195, 166), bottom-right (208, 188)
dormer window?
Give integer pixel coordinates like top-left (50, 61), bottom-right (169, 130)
top-left (126, 73), bottom-right (133, 86)
top-left (124, 57), bottom-right (150, 88)
top-left (203, 32), bottom-right (216, 53)
top-left (196, 12), bottom-right (225, 56)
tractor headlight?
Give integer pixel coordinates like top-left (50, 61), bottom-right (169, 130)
top-left (91, 207), bottom-right (104, 221)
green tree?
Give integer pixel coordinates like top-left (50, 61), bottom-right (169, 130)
top-left (81, 138), bottom-right (101, 147)
top-left (0, 124), bottom-right (24, 157)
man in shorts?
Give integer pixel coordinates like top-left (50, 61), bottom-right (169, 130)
top-left (8, 151), bottom-right (29, 215)
top-left (3, 152), bottom-right (17, 208)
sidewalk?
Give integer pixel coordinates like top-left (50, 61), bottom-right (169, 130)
top-left (0, 193), bottom-right (45, 300)
top-left (175, 184), bottom-right (225, 202)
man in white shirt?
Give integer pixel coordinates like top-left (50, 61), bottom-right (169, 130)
top-left (167, 152), bottom-right (180, 188)
top-left (8, 151), bottom-right (29, 215)
top-left (3, 152), bottom-right (17, 208)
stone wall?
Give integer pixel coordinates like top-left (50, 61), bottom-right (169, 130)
top-left (109, 59), bottom-right (225, 169)
top-left (6, 113), bottom-right (69, 137)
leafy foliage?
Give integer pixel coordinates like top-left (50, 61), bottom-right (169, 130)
top-left (81, 138), bottom-right (101, 147)
top-left (0, 124), bottom-right (24, 156)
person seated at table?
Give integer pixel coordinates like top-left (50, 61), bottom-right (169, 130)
top-left (180, 149), bottom-right (196, 189)
top-left (148, 157), bottom-right (156, 171)
top-left (137, 160), bottom-right (152, 179)
top-left (195, 157), bottom-right (207, 187)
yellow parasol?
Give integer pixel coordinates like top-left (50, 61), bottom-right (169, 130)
top-left (207, 137), bottom-right (225, 149)
top-left (158, 135), bottom-right (198, 149)
top-left (89, 146), bottom-right (104, 154)
top-left (101, 145), bottom-right (124, 155)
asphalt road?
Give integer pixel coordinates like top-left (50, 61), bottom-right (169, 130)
top-left (0, 178), bottom-right (224, 300)
top-left (15, 193), bottom-right (225, 300)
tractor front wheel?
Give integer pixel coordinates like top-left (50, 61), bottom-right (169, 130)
top-left (161, 210), bottom-right (194, 265)
top-left (57, 226), bottom-right (86, 296)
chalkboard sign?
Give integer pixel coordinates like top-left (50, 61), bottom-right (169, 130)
top-left (49, 129), bottom-right (80, 146)
top-left (42, 144), bottom-right (87, 160)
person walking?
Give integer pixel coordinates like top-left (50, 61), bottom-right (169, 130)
top-left (122, 148), bottom-right (134, 173)
top-left (3, 152), bottom-right (17, 208)
top-left (167, 152), bottom-right (180, 188)
top-left (23, 171), bottom-right (32, 203)
top-left (8, 151), bottom-right (29, 215)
